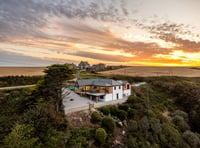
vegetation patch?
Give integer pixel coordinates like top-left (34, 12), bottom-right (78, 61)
top-left (1, 68), bottom-right (200, 148)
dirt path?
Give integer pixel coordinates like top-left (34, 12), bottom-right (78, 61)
top-left (162, 109), bottom-right (172, 121)
top-left (0, 84), bottom-right (36, 90)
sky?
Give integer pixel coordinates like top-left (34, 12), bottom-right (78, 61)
top-left (0, 0), bottom-right (200, 66)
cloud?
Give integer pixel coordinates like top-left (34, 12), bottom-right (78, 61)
top-left (1, 18), bottom-right (173, 62)
top-left (0, 0), bottom-right (131, 39)
top-left (0, 50), bottom-right (60, 66)
top-left (71, 51), bottom-right (133, 62)
top-left (139, 22), bottom-right (200, 52)
top-left (0, 0), bottom-right (199, 66)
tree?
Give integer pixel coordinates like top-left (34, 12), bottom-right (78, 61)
top-left (91, 111), bottom-right (101, 123)
top-left (118, 104), bottom-right (129, 111)
top-left (95, 128), bottom-right (107, 145)
top-left (35, 64), bottom-right (74, 114)
top-left (19, 105), bottom-right (60, 141)
top-left (138, 116), bottom-right (149, 133)
top-left (172, 115), bottom-right (190, 132)
top-left (101, 117), bottom-right (116, 133)
top-left (172, 110), bottom-right (189, 122)
top-left (161, 123), bottom-right (183, 147)
top-left (149, 118), bottom-right (161, 135)
top-left (116, 109), bottom-right (127, 121)
top-left (128, 120), bottom-right (138, 133)
top-left (126, 135), bottom-right (138, 148)
top-left (99, 106), bottom-right (110, 115)
top-left (182, 130), bottom-right (200, 148)
top-left (4, 124), bottom-right (39, 148)
top-left (110, 105), bottom-right (118, 116)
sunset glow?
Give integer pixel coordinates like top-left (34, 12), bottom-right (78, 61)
top-left (0, 0), bottom-right (200, 66)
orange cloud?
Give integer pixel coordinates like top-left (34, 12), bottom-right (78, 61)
top-left (153, 50), bottom-right (200, 66)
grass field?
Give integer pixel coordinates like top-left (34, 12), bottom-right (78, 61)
top-left (0, 66), bottom-right (200, 77)
top-left (100, 66), bottom-right (200, 77)
top-left (0, 67), bottom-right (45, 76)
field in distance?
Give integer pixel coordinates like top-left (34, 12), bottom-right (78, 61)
top-left (0, 67), bottom-right (45, 77)
top-left (0, 66), bottom-right (200, 77)
top-left (100, 66), bottom-right (200, 77)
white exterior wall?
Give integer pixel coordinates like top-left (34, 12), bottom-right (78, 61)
top-left (104, 93), bottom-right (113, 102)
top-left (123, 89), bottom-right (131, 96)
top-left (112, 85), bottom-right (123, 100)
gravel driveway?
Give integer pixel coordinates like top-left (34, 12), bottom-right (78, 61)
top-left (62, 88), bottom-right (128, 114)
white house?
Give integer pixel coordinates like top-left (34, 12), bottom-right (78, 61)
top-left (75, 79), bottom-right (131, 102)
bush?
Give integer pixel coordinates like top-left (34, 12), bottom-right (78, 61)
top-left (68, 127), bottom-right (93, 147)
top-left (19, 105), bottom-right (59, 140)
top-left (101, 117), bottom-right (116, 133)
top-left (110, 106), bottom-right (118, 116)
top-left (149, 118), bottom-right (161, 134)
top-left (172, 115), bottom-right (190, 132)
top-left (138, 116), bottom-right (149, 132)
top-left (68, 136), bottom-right (87, 147)
top-left (116, 110), bottom-right (128, 121)
top-left (4, 124), bottom-right (39, 148)
top-left (152, 103), bottom-right (165, 111)
top-left (127, 95), bottom-right (138, 105)
top-left (95, 128), bottom-right (107, 145)
top-left (128, 109), bottom-right (136, 119)
top-left (99, 106), bottom-right (110, 115)
top-left (128, 120), bottom-right (138, 133)
top-left (171, 110), bottom-right (189, 122)
top-left (183, 130), bottom-right (200, 148)
top-left (91, 111), bottom-right (101, 123)
top-left (132, 104), bottom-right (143, 110)
top-left (118, 104), bottom-right (129, 111)
top-left (126, 136), bottom-right (138, 148)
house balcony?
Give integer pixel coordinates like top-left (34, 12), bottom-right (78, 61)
top-left (75, 89), bottom-right (107, 96)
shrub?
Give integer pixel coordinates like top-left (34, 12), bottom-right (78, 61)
top-left (95, 128), bottom-right (107, 145)
top-left (99, 106), bottom-right (110, 115)
top-left (152, 103), bottom-right (165, 111)
top-left (110, 106), bottom-right (118, 116)
top-left (126, 136), bottom-right (138, 148)
top-left (128, 120), bottom-right (138, 133)
top-left (128, 109), bottom-right (136, 119)
top-left (138, 116), bottom-right (149, 132)
top-left (132, 104), bottom-right (143, 110)
top-left (118, 104), bottom-right (129, 111)
top-left (90, 70), bottom-right (97, 74)
top-left (68, 127), bottom-right (93, 147)
top-left (127, 95), bottom-right (138, 105)
top-left (101, 117), bottom-right (116, 133)
top-left (171, 110), bottom-right (189, 122)
top-left (91, 111), bottom-right (101, 123)
top-left (116, 110), bottom-right (128, 121)
top-left (19, 105), bottom-right (59, 140)
top-left (68, 136), bottom-right (87, 147)
top-left (172, 115), bottom-right (190, 132)
top-left (182, 130), bottom-right (200, 148)
top-left (149, 118), bottom-right (161, 134)
top-left (4, 124), bottom-right (39, 148)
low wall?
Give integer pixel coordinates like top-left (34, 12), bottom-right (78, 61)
top-left (65, 97), bottom-right (128, 114)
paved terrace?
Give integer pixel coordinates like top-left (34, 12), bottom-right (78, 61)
top-left (62, 88), bottom-right (128, 114)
